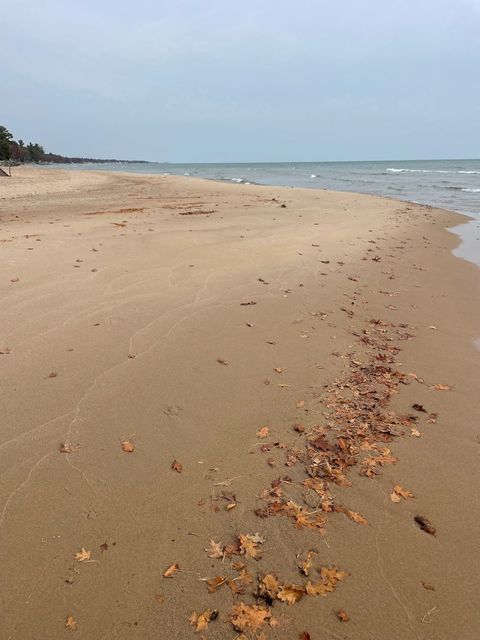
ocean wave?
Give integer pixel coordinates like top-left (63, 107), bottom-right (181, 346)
top-left (310, 174), bottom-right (318, 179)
top-left (387, 167), bottom-right (480, 175)
top-left (462, 188), bottom-right (480, 192)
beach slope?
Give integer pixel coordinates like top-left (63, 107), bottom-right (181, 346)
top-left (0, 167), bottom-right (479, 639)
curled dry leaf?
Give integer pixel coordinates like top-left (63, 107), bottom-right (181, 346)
top-left (296, 400), bottom-right (305, 409)
top-left (205, 539), bottom-right (224, 558)
top-left (412, 403), bottom-right (427, 413)
top-left (121, 440), bottom-right (134, 453)
top-left (256, 426), bottom-right (270, 439)
top-left (297, 550), bottom-right (317, 576)
top-left (277, 583), bottom-right (305, 605)
top-left (299, 633), bottom-right (311, 640)
top-left (390, 484), bottom-right (414, 503)
top-left (189, 609), bottom-right (217, 632)
top-left (228, 602), bottom-right (271, 633)
top-left (59, 443), bottom-right (72, 454)
top-left (305, 566), bottom-right (349, 596)
top-left (65, 615), bottom-right (77, 631)
top-left (74, 548), bottom-right (91, 562)
top-left (421, 581), bottom-right (435, 591)
top-left (163, 563), bottom-right (179, 578)
top-left (207, 576), bottom-right (227, 593)
top-left (259, 573), bottom-right (280, 600)
top-left (337, 609), bottom-right (350, 622)
top-left (171, 460), bottom-right (183, 473)
top-left (48, 372), bottom-right (58, 378)
top-left (410, 427), bottom-right (422, 437)
top-left (414, 515), bottom-right (436, 536)
top-left (216, 358), bottom-right (228, 366)
top-left (345, 509), bottom-right (368, 525)
top-left (432, 383), bottom-right (452, 391)
top-left (274, 367), bottom-right (284, 374)
top-left (239, 533), bottom-right (264, 559)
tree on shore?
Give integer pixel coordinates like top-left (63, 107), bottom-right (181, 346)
top-left (0, 126), bottom-right (13, 160)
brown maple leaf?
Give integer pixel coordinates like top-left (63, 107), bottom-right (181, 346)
top-left (205, 539), bottom-right (224, 559)
top-left (228, 602), bottom-right (271, 632)
top-left (277, 583), bottom-right (305, 605)
top-left (305, 580), bottom-right (335, 596)
top-left (256, 426), bottom-right (270, 439)
top-left (258, 573), bottom-right (280, 600)
top-left (345, 509), bottom-right (368, 525)
top-left (320, 566), bottom-right (349, 586)
top-left (121, 440), bottom-right (134, 453)
top-left (390, 484), bottom-right (414, 502)
top-left (239, 533), bottom-right (264, 559)
top-left (74, 547), bottom-right (91, 562)
top-left (337, 608), bottom-right (350, 622)
top-left (189, 609), bottom-right (217, 632)
top-left (171, 459), bottom-right (183, 473)
top-left (163, 562), bottom-right (179, 578)
top-left (207, 575), bottom-right (227, 593)
top-left (65, 615), bottom-right (77, 631)
top-left (297, 550), bottom-right (317, 576)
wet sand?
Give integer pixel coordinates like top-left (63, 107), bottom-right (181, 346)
top-left (1, 167), bottom-right (479, 640)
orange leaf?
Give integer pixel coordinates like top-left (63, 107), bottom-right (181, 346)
top-left (256, 426), bottom-right (270, 439)
top-left (74, 547), bottom-right (91, 562)
top-left (121, 440), bottom-right (134, 453)
top-left (163, 563), bottom-right (179, 578)
top-left (171, 460), bottom-right (183, 473)
top-left (337, 609), bottom-right (350, 622)
top-left (390, 484), bottom-right (414, 502)
top-left (65, 615), bottom-right (77, 631)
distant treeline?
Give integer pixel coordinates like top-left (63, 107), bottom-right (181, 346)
top-left (0, 125), bottom-right (148, 164)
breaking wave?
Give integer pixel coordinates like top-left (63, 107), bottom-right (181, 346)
top-left (387, 167), bottom-right (480, 175)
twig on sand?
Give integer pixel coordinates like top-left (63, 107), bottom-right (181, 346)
top-left (421, 605), bottom-right (439, 623)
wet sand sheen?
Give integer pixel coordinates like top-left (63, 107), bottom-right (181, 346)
top-left (0, 167), bottom-right (479, 639)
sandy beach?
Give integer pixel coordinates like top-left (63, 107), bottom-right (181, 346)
top-left (1, 167), bottom-right (479, 640)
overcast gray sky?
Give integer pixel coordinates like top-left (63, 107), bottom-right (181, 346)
top-left (1, 0), bottom-right (479, 162)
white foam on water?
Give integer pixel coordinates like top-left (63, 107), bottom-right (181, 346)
top-left (387, 167), bottom-right (480, 175)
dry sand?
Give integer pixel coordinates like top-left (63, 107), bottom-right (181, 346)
top-left (0, 167), bottom-right (479, 640)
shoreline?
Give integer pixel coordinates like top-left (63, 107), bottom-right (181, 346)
top-left (18, 162), bottom-right (480, 269)
top-left (1, 167), bottom-right (479, 639)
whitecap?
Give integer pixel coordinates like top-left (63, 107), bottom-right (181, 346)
top-left (462, 188), bottom-right (480, 192)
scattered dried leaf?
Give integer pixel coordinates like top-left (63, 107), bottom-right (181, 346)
top-left (121, 440), bottom-right (134, 453)
top-left (74, 548), bottom-right (91, 562)
top-left (189, 609), bottom-right (217, 632)
top-left (163, 563), bottom-right (179, 578)
top-left (390, 484), bottom-right (414, 502)
top-left (171, 459), bottom-right (183, 473)
top-left (239, 533), bottom-right (265, 559)
top-left (414, 515), bottom-right (436, 536)
top-left (228, 602), bottom-right (271, 633)
top-left (65, 615), bottom-right (77, 631)
top-left (337, 609), bottom-right (350, 622)
top-left (256, 426), bottom-right (270, 439)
